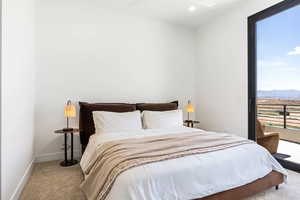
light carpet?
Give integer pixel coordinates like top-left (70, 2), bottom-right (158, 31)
top-left (20, 161), bottom-right (300, 200)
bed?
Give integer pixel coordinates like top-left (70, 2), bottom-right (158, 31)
top-left (79, 101), bottom-right (287, 200)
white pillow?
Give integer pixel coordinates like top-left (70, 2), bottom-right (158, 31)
top-left (92, 111), bottom-right (142, 134)
top-left (142, 110), bottom-right (183, 129)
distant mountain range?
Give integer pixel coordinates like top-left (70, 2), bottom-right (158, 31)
top-left (258, 90), bottom-right (300, 100)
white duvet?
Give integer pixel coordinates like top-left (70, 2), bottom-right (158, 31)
top-left (80, 127), bottom-right (287, 200)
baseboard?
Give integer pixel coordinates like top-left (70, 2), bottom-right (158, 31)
top-left (35, 150), bottom-right (81, 163)
top-left (9, 159), bottom-right (34, 200)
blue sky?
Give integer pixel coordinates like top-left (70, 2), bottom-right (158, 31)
top-left (257, 5), bottom-right (300, 91)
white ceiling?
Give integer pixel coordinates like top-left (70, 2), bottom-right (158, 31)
top-left (94, 0), bottom-right (243, 27)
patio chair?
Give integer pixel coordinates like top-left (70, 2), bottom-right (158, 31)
top-left (256, 119), bottom-right (280, 154)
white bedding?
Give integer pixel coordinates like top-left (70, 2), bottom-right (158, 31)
top-left (80, 127), bottom-right (287, 200)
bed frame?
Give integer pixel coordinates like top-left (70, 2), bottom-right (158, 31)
top-left (79, 101), bottom-right (284, 200)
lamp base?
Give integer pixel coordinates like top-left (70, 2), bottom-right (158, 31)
top-left (60, 160), bottom-right (78, 167)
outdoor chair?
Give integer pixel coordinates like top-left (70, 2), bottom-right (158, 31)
top-left (256, 119), bottom-right (280, 154)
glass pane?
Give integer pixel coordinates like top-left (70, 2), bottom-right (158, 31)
top-left (256, 5), bottom-right (300, 164)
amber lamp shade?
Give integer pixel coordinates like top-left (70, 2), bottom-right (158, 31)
top-left (63, 100), bottom-right (76, 131)
top-left (185, 100), bottom-right (194, 120)
top-left (64, 103), bottom-right (76, 118)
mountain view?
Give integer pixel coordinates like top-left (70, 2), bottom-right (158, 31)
top-left (258, 90), bottom-right (300, 100)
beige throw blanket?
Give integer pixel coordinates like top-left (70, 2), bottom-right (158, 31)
top-left (81, 132), bottom-right (253, 200)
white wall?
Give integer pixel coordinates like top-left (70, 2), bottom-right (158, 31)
top-left (34, 0), bottom-right (198, 161)
top-left (0, 0), bottom-right (288, 197)
top-left (1, 0), bottom-right (36, 199)
top-left (195, 0), bottom-right (283, 137)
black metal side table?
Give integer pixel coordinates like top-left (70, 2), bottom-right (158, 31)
top-left (54, 128), bottom-right (79, 167)
top-left (184, 120), bottom-right (200, 128)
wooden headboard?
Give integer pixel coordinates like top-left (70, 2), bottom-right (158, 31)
top-left (79, 101), bottom-right (178, 153)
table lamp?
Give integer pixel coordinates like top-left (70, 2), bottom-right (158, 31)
top-left (185, 100), bottom-right (194, 121)
top-left (63, 100), bottom-right (76, 131)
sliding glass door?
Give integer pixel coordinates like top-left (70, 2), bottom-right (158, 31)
top-left (248, 0), bottom-right (300, 172)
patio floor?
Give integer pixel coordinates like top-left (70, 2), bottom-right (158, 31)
top-left (278, 140), bottom-right (300, 164)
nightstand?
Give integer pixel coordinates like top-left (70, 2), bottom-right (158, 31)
top-left (184, 120), bottom-right (200, 128)
top-left (54, 128), bottom-right (79, 167)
